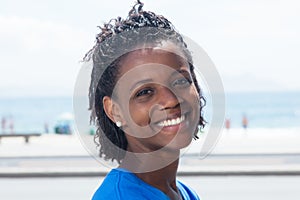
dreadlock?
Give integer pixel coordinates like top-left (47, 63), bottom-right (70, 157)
top-left (84, 0), bottom-right (206, 163)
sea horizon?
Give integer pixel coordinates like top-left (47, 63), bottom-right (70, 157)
top-left (0, 90), bottom-right (299, 133)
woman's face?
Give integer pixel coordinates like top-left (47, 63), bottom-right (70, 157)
top-left (111, 48), bottom-right (200, 152)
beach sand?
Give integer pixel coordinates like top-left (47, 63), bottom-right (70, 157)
top-left (189, 127), bottom-right (300, 155)
top-left (1, 128), bottom-right (300, 157)
top-left (0, 128), bottom-right (300, 176)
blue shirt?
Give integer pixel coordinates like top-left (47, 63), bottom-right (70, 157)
top-left (92, 168), bottom-right (200, 200)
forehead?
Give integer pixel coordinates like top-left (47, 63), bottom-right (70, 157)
top-left (118, 48), bottom-right (189, 77)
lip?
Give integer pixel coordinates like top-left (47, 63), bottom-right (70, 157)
top-left (158, 115), bottom-right (188, 133)
top-left (151, 111), bottom-right (190, 133)
top-left (152, 110), bottom-right (184, 125)
top-left (156, 114), bottom-right (185, 127)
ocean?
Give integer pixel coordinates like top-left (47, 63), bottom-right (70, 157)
top-left (0, 91), bottom-right (299, 133)
top-left (224, 91), bottom-right (300, 128)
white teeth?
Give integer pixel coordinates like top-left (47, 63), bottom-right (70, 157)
top-left (171, 119), bottom-right (176, 125)
top-left (157, 115), bottom-right (185, 127)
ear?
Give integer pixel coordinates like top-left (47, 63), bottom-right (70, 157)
top-left (103, 96), bottom-right (124, 125)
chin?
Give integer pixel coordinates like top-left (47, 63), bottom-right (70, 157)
top-left (163, 133), bottom-right (193, 151)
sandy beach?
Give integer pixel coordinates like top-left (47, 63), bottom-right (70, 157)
top-left (1, 128), bottom-right (300, 156)
top-left (0, 128), bottom-right (300, 176)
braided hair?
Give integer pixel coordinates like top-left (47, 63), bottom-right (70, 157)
top-left (84, 0), bottom-right (206, 163)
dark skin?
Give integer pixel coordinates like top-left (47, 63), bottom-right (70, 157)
top-left (103, 45), bottom-right (199, 200)
top-left (121, 157), bottom-right (182, 200)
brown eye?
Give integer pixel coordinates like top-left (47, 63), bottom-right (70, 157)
top-left (136, 88), bottom-right (154, 97)
top-left (172, 77), bottom-right (192, 88)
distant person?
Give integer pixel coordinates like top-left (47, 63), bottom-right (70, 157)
top-left (225, 118), bottom-right (231, 130)
top-left (9, 118), bottom-right (14, 134)
top-left (44, 122), bottom-right (49, 134)
top-left (242, 115), bottom-right (248, 129)
top-left (1, 117), bottom-right (6, 133)
top-left (84, 1), bottom-right (205, 199)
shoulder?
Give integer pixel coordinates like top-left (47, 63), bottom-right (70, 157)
top-left (92, 169), bottom-right (133, 200)
top-left (92, 169), bottom-right (169, 200)
top-left (177, 180), bottom-right (201, 200)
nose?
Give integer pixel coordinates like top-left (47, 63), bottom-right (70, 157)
top-left (158, 86), bottom-right (182, 110)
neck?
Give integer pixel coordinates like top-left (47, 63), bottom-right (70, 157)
top-left (135, 160), bottom-right (179, 190)
top-left (119, 151), bottom-right (182, 199)
top-left (119, 144), bottom-right (181, 173)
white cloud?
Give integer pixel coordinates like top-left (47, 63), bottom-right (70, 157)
top-left (0, 16), bottom-right (91, 54)
top-left (0, 15), bottom-right (93, 97)
top-left (182, 0), bottom-right (300, 92)
top-left (220, 1), bottom-right (300, 39)
top-left (1, 0), bottom-right (300, 96)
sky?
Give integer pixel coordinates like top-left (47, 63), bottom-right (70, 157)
top-left (0, 0), bottom-right (300, 97)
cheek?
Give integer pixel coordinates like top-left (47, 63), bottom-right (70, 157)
top-left (179, 85), bottom-right (200, 103)
top-left (186, 86), bottom-right (201, 117)
top-left (190, 85), bottom-right (200, 100)
top-left (128, 103), bottom-right (151, 127)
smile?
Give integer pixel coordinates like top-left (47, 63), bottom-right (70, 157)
top-left (157, 115), bottom-right (185, 127)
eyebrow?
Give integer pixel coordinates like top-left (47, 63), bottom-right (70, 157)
top-left (130, 79), bottom-right (154, 91)
top-left (129, 69), bottom-right (190, 91)
top-left (171, 69), bottom-right (190, 77)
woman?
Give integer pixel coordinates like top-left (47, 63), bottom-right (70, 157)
top-left (84, 1), bottom-right (205, 199)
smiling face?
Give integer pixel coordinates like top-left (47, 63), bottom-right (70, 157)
top-left (104, 47), bottom-right (200, 153)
